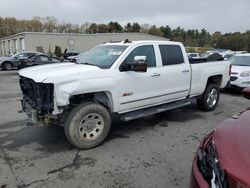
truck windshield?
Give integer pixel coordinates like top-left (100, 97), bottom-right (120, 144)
top-left (76, 45), bottom-right (128, 69)
top-left (230, 56), bottom-right (250, 66)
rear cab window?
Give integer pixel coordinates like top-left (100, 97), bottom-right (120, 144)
top-left (159, 45), bottom-right (184, 66)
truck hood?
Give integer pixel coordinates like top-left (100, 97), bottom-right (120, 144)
top-left (214, 109), bottom-right (250, 186)
top-left (18, 63), bottom-right (102, 82)
top-left (231, 65), bottom-right (250, 74)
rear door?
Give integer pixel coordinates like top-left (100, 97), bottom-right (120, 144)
top-left (157, 44), bottom-right (191, 101)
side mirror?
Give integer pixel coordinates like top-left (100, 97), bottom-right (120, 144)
top-left (120, 56), bottom-right (148, 72)
top-left (242, 87), bottom-right (250, 100)
top-left (131, 56), bottom-right (147, 72)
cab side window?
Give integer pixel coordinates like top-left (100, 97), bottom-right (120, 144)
top-left (40, 55), bottom-right (49, 61)
top-left (27, 53), bottom-right (36, 58)
top-left (159, 45), bottom-right (184, 66)
top-left (35, 56), bottom-right (41, 61)
top-left (124, 45), bottom-right (156, 67)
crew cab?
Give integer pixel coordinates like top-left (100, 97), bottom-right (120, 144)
top-left (18, 40), bottom-right (230, 149)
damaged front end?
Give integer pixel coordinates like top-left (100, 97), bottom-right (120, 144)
top-left (19, 76), bottom-right (55, 125)
top-left (197, 131), bottom-right (228, 188)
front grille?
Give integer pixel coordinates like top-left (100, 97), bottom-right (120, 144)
top-left (19, 76), bottom-right (54, 115)
top-left (230, 76), bottom-right (238, 81)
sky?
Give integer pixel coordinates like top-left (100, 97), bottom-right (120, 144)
top-left (0, 0), bottom-right (250, 33)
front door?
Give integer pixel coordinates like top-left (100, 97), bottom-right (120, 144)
top-left (118, 44), bottom-right (163, 112)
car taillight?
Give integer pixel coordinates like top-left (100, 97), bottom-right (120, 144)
top-left (229, 64), bottom-right (232, 75)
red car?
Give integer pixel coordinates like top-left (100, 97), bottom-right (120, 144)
top-left (190, 88), bottom-right (250, 188)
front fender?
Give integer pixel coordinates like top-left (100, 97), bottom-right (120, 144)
top-left (52, 77), bottom-right (118, 114)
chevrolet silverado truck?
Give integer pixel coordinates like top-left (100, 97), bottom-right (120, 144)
top-left (19, 40), bottom-right (230, 149)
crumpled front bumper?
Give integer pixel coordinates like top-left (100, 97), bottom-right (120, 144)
top-left (21, 99), bottom-right (39, 123)
top-left (190, 156), bottom-right (210, 188)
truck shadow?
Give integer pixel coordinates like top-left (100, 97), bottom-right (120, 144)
top-left (221, 88), bottom-right (243, 96)
top-left (107, 103), bottom-right (204, 141)
top-left (0, 103), bottom-right (203, 152)
top-left (0, 120), bottom-right (74, 153)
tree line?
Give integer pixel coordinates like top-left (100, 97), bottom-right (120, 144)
top-left (0, 16), bottom-right (249, 52)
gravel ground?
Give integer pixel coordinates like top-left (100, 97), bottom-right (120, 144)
top-left (0, 70), bottom-right (249, 188)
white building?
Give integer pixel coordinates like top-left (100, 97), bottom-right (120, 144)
top-left (0, 32), bottom-right (168, 56)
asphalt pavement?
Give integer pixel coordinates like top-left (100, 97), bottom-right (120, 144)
top-left (0, 70), bottom-right (249, 188)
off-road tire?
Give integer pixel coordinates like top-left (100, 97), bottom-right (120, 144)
top-left (64, 102), bottom-right (111, 149)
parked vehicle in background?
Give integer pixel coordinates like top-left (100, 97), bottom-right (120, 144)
top-left (187, 53), bottom-right (200, 58)
top-left (202, 52), bottom-right (224, 61)
top-left (229, 53), bottom-right (250, 88)
top-left (68, 52), bottom-right (86, 62)
top-left (190, 52), bottom-right (224, 64)
top-left (63, 52), bottom-right (79, 60)
top-left (223, 53), bottom-right (234, 60)
top-left (190, 87), bottom-right (250, 188)
top-left (66, 55), bottom-right (78, 62)
top-left (19, 54), bottom-right (63, 69)
top-left (0, 51), bottom-right (40, 71)
top-left (19, 40), bottom-right (230, 149)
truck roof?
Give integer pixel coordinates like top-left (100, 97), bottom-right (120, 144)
top-left (102, 40), bottom-right (182, 46)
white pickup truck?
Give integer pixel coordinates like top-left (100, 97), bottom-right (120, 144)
top-left (19, 40), bottom-right (230, 149)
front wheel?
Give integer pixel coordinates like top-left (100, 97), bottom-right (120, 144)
top-left (2, 62), bottom-right (13, 71)
top-left (197, 84), bottom-right (220, 111)
top-left (64, 102), bottom-right (111, 149)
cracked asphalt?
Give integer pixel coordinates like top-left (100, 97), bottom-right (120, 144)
top-left (0, 70), bottom-right (249, 188)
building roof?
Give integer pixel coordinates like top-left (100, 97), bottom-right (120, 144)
top-left (0, 32), bottom-right (168, 41)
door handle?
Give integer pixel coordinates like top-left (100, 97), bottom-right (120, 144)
top-left (151, 73), bottom-right (161, 77)
top-left (182, 69), bottom-right (190, 73)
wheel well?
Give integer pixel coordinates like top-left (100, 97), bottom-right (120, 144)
top-left (206, 75), bottom-right (222, 87)
top-left (69, 92), bottom-right (113, 112)
top-left (2, 61), bottom-right (13, 67)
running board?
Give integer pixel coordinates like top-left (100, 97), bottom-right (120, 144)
top-left (120, 100), bottom-right (191, 121)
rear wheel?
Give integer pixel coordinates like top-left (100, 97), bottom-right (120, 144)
top-left (2, 62), bottom-right (13, 71)
top-left (64, 102), bottom-right (111, 149)
top-left (197, 83), bottom-right (220, 111)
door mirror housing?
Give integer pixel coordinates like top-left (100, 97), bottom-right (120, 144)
top-left (242, 87), bottom-right (250, 100)
top-left (120, 56), bottom-right (148, 72)
top-left (131, 56), bottom-right (147, 72)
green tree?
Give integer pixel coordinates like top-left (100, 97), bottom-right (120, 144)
top-left (54, 45), bottom-right (62, 58)
top-left (148, 25), bottom-right (164, 37)
top-left (132, 23), bottom-right (141, 32)
top-left (125, 23), bottom-right (132, 32)
top-left (108, 21), bottom-right (123, 32)
top-left (160, 25), bottom-right (172, 39)
top-left (86, 23), bottom-right (98, 34)
top-left (125, 22), bottom-right (141, 32)
top-left (98, 24), bottom-right (109, 33)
